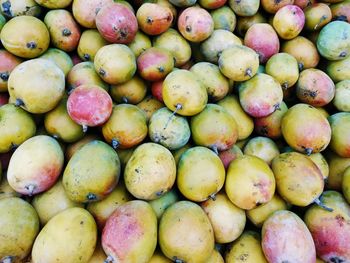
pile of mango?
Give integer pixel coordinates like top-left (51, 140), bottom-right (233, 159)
top-left (1, 0), bottom-right (350, 262)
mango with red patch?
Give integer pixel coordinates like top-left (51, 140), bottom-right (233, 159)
top-left (329, 112), bottom-right (350, 158)
top-left (261, 0), bottom-right (294, 13)
top-left (0, 50), bottom-right (22, 92)
top-left (7, 135), bottom-right (64, 196)
top-left (72, 0), bottom-right (112, 28)
top-left (244, 23), bottom-right (279, 63)
top-left (262, 210), bottom-right (316, 263)
top-left (96, 2), bottom-right (138, 44)
top-left (331, 0), bottom-right (350, 23)
top-left (151, 80), bottom-right (164, 103)
top-left (273, 5), bottom-right (305, 40)
top-left (67, 85), bottom-right (113, 132)
top-left (305, 191), bottom-right (350, 263)
top-left (136, 3), bottom-right (173, 36)
top-left (0, 93), bottom-right (8, 106)
top-left (102, 200), bottom-right (157, 263)
top-left (294, 0), bottom-right (315, 9)
top-left (178, 6), bottom-right (214, 42)
top-left (218, 145), bottom-right (243, 170)
top-left (200, 0), bottom-right (227, 9)
top-left (137, 47), bottom-right (174, 81)
top-left (296, 69), bottom-right (335, 107)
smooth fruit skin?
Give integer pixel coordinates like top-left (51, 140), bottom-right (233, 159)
top-left (96, 2), bottom-right (138, 44)
top-left (72, 0), bottom-right (112, 28)
top-left (32, 207), bottom-right (97, 263)
top-left (333, 80), bottom-right (350, 112)
top-left (0, 197), bottom-right (39, 262)
top-left (137, 96), bottom-right (164, 122)
top-left (343, 167), bottom-right (350, 204)
top-left (102, 200), bottom-right (157, 263)
top-left (243, 137), bottom-right (280, 165)
top-left (281, 104), bottom-right (331, 154)
top-left (225, 155), bottom-right (276, 210)
top-left (273, 5), bottom-right (305, 40)
top-left (34, 0), bottom-right (72, 8)
top-left (110, 76), bottom-right (147, 104)
top-left (328, 112), bottom-right (350, 157)
top-left (327, 56), bottom-right (350, 83)
top-left (304, 3), bottom-right (332, 31)
top-left (0, 0), bottom-right (42, 18)
top-left (262, 210), bottom-right (316, 263)
top-left (304, 191), bottom-right (350, 263)
top-left (326, 151), bottom-right (350, 191)
top-left (39, 48), bottom-right (74, 77)
top-left (0, 50), bottom-right (22, 92)
top-left (211, 6), bottom-right (236, 32)
top-left (63, 140), bottom-right (120, 203)
top-left (308, 152), bottom-right (329, 180)
top-left (159, 201), bottom-right (215, 263)
top-left (218, 145), bottom-right (243, 170)
top-left (149, 189), bottom-right (179, 220)
top-left (229, 0), bottom-right (259, 16)
top-left (77, 29), bottom-right (108, 62)
top-left (7, 135), bottom-right (64, 195)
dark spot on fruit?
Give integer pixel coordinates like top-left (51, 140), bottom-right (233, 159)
top-left (166, 15), bottom-right (172, 21)
top-left (1, 0), bottom-right (12, 17)
top-left (298, 62), bottom-right (304, 71)
top-left (173, 257), bottom-right (184, 263)
top-left (334, 15), bottom-right (347, 22)
top-left (83, 54), bottom-right (91, 61)
top-left (185, 25), bottom-right (191, 32)
top-left (26, 41), bottom-right (37, 49)
top-left (146, 16), bottom-right (153, 24)
top-left (156, 190), bottom-right (164, 196)
top-left (86, 193), bottom-right (97, 201)
top-left (0, 72), bottom-right (9, 81)
top-left (275, 0), bottom-right (282, 4)
top-left (157, 66), bottom-right (164, 73)
top-left (259, 125), bottom-right (268, 136)
top-left (135, 168), bottom-right (140, 173)
top-left (292, 11), bottom-right (296, 15)
top-left (239, 253), bottom-right (249, 261)
top-left (62, 28), bottom-right (72, 36)
top-left (235, 0), bottom-right (241, 3)
top-left (15, 98), bottom-right (24, 107)
top-left (99, 68), bottom-right (106, 76)
top-left (80, 221), bottom-right (84, 225)
top-left (330, 257), bottom-right (345, 263)
top-left (339, 51), bottom-right (347, 58)
top-left (281, 261), bottom-right (290, 263)
top-left (119, 28), bottom-right (128, 39)
top-left (335, 214), bottom-right (345, 227)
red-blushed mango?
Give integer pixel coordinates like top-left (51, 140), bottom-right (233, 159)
top-left (102, 104), bottom-right (148, 149)
top-left (329, 113), bottom-right (350, 158)
top-left (261, 0), bottom-right (294, 13)
top-left (294, 0), bottom-right (315, 9)
top-left (7, 135), bottom-right (63, 196)
top-left (67, 85), bottom-right (113, 131)
top-left (72, 0), bottom-right (112, 28)
top-left (65, 134), bottom-right (100, 161)
top-left (239, 73), bottom-right (283, 118)
top-left (304, 3), bottom-right (332, 31)
top-left (32, 207), bottom-right (97, 263)
top-left (177, 146), bottom-right (225, 202)
top-left (200, 0), bottom-right (227, 9)
top-left (0, 16), bottom-right (49, 58)
top-left (151, 80), bottom-right (164, 103)
top-left (229, 0), bottom-right (259, 16)
top-left (281, 104), bottom-right (331, 155)
top-left (272, 152), bottom-right (324, 207)
top-left (0, 93), bottom-right (8, 106)
top-left (191, 104), bottom-right (238, 152)
top-left (137, 47), bottom-right (174, 81)
top-left (8, 58), bottom-right (65, 114)
top-left (244, 23), bottom-right (279, 63)
top-left (333, 80), bottom-right (350, 112)
top-left (296, 69), bottom-right (335, 107)
top-left (282, 36), bottom-right (320, 70)
top-left (0, 197), bottom-right (39, 262)
top-left (63, 140), bottom-right (120, 203)
top-left (308, 152), bottom-right (329, 179)
top-left (331, 0), bottom-right (350, 22)
top-left (0, 0), bottom-right (42, 18)
top-left (236, 12), bottom-right (266, 36)
top-left (34, 0), bottom-right (72, 8)
top-left (87, 180), bottom-right (133, 230)
top-left (149, 189), bottom-right (179, 220)
top-left (273, 5), bottom-right (305, 40)
top-left (304, 191), bottom-right (350, 263)
top-left (137, 96), bottom-right (164, 122)
top-left (124, 143), bottom-right (176, 200)
top-left (326, 151), bottom-right (350, 190)
top-left (246, 194), bottom-right (288, 227)
top-left (262, 210), bottom-right (316, 263)
top-left (254, 101), bottom-right (288, 139)
top-left (225, 231), bottom-right (268, 263)
top-left (102, 201), bottom-right (157, 263)
top-left (110, 76), bottom-right (147, 104)
top-left (96, 2), bottom-right (137, 44)
top-left (219, 44), bottom-right (259, 82)
top-left (94, 44), bottom-right (136, 85)
top-left (178, 6), bottom-right (214, 42)
top-left (0, 50), bottom-right (22, 92)
top-left (218, 144), bottom-right (243, 170)
top-left (39, 48), bottom-right (73, 77)
top-left (159, 201), bottom-right (215, 263)
top-left (136, 3), bottom-right (173, 35)
top-left (67, 61), bottom-right (109, 92)
top-left (0, 104), bottom-right (36, 153)
top-left (44, 9), bottom-right (81, 52)
top-left (162, 69), bottom-right (208, 116)
top-left (77, 29), bottom-right (108, 62)
top-left (225, 155), bottom-right (276, 210)
top-left (201, 192), bottom-right (246, 243)
top-left (343, 167), bottom-right (350, 204)
top-left (244, 137), bottom-right (280, 165)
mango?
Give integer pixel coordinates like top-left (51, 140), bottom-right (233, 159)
top-left (326, 54), bottom-right (350, 82)
top-left (102, 200), bottom-right (157, 263)
top-left (329, 112), bottom-right (350, 158)
top-left (159, 201), bottom-right (215, 263)
top-left (229, 0), bottom-right (259, 16)
top-left (115, 148), bottom-right (135, 169)
top-left (262, 210), bottom-right (316, 263)
top-left (225, 155), bottom-right (275, 210)
top-left (225, 231), bottom-right (268, 263)
top-left (308, 152), bottom-right (329, 179)
top-left (333, 80), bottom-right (350, 112)
top-left (63, 140), bottom-right (120, 202)
top-left (0, 49), bottom-right (22, 92)
top-left (0, 173), bottom-right (20, 200)
top-left (304, 3), bottom-right (332, 31)
top-left (110, 76), bottom-right (147, 104)
top-left (172, 143), bottom-right (192, 165)
top-left (206, 249), bottom-right (224, 263)
top-left (0, 104), bottom-right (36, 153)
top-left (88, 240), bottom-right (107, 263)
top-left (326, 151), bottom-right (350, 190)
top-left (177, 146), bottom-right (225, 202)
top-left (243, 137), bottom-right (280, 165)
top-left (343, 167), bottom-right (350, 204)
top-left (201, 192), bottom-right (246, 243)
top-left (0, 0), bottom-right (41, 18)
top-left (39, 48), bottom-right (73, 77)
top-left (34, 0), bottom-right (72, 9)
top-left (149, 251), bottom-right (172, 263)
top-left (0, 197), bottom-right (39, 262)
top-left (273, 5), bottom-right (305, 40)
top-left (65, 134), bottom-right (100, 161)
top-left (149, 189), bottom-right (178, 220)
top-left (236, 12), bottom-right (266, 36)
top-left (218, 144), bottom-right (244, 170)
top-left (261, 0), bottom-right (293, 13)
top-left (304, 191), bottom-right (350, 263)
top-left (32, 179), bottom-right (83, 225)
top-left (211, 6), bottom-right (236, 32)
top-left (72, 0), bottom-right (112, 28)
top-left (127, 31), bottom-right (152, 58)
top-left (77, 29), bottom-right (108, 62)
top-left (137, 96), bottom-right (164, 122)
top-left (32, 207), bottom-right (97, 263)
top-left (7, 135), bottom-right (64, 195)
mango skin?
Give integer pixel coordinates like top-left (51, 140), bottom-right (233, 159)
top-left (39, 48), bottom-right (73, 77)
top-left (206, 249), bottom-right (224, 263)
top-left (333, 80), bottom-right (350, 112)
top-left (273, 5), bottom-right (305, 40)
top-left (211, 6), bottom-right (237, 32)
top-left (328, 112), bottom-right (350, 158)
top-left (225, 155), bottom-right (276, 210)
top-left (243, 136), bottom-right (280, 165)
top-left (78, 29), bottom-right (108, 62)
top-left (218, 144), bottom-right (243, 170)
top-left (0, 49), bottom-right (22, 92)
top-left (326, 151), bottom-right (350, 190)
top-left (32, 180), bottom-right (83, 225)
top-left (0, 104), bottom-right (36, 153)
top-left (137, 96), bottom-right (164, 122)
top-left (110, 76), bottom-right (147, 104)
top-left (159, 201), bottom-right (215, 263)
top-left (102, 200), bottom-right (157, 263)
top-left (304, 191), bottom-right (350, 263)
top-left (34, 0), bottom-right (72, 8)
top-left (88, 240), bottom-right (107, 263)
top-left (63, 140), bottom-right (120, 203)
top-left (326, 56), bottom-right (350, 82)
top-left (343, 167), bottom-right (350, 203)
top-left (149, 251), bottom-right (172, 263)
top-left (229, 0), bottom-right (259, 16)
top-left (272, 152), bottom-right (324, 206)
top-left (0, 197), bottom-right (39, 261)
top-left (308, 152), bottom-right (329, 180)
top-left (128, 30), bottom-right (152, 57)
top-left (201, 192), bottom-right (246, 244)
top-left (65, 134), bottom-right (100, 161)
top-left (72, 0), bottom-right (112, 28)
top-left (225, 231), bottom-right (268, 263)
top-left (149, 189), bottom-right (179, 220)
top-left (32, 207), bottom-right (97, 263)
top-left (262, 210), bottom-right (316, 263)
top-left (7, 135), bottom-right (64, 195)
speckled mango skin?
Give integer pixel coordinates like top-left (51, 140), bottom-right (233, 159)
top-left (304, 191), bottom-right (350, 263)
top-left (262, 210), bottom-right (316, 263)
top-left (102, 200), bottom-right (157, 263)
top-left (32, 207), bottom-right (97, 263)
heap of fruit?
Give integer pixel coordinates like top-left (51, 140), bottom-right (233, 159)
top-left (0, 0), bottom-right (350, 262)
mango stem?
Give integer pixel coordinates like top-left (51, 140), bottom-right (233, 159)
top-left (104, 255), bottom-right (114, 263)
top-left (82, 125), bottom-right (88, 133)
top-left (112, 138), bottom-right (120, 149)
top-left (2, 256), bottom-right (13, 263)
top-left (25, 184), bottom-right (36, 196)
top-left (314, 198), bottom-right (333, 212)
top-left (163, 103), bottom-right (182, 130)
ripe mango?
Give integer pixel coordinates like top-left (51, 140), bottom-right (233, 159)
top-left (243, 137), bottom-right (280, 165)
top-left (39, 48), bottom-right (73, 77)
top-left (149, 189), bottom-right (179, 220)
top-left (343, 167), bottom-right (350, 203)
top-left (326, 151), bottom-right (350, 190)
top-left (110, 76), bottom-right (147, 104)
top-left (308, 152), bottom-right (329, 179)
top-left (329, 112), bottom-right (350, 158)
